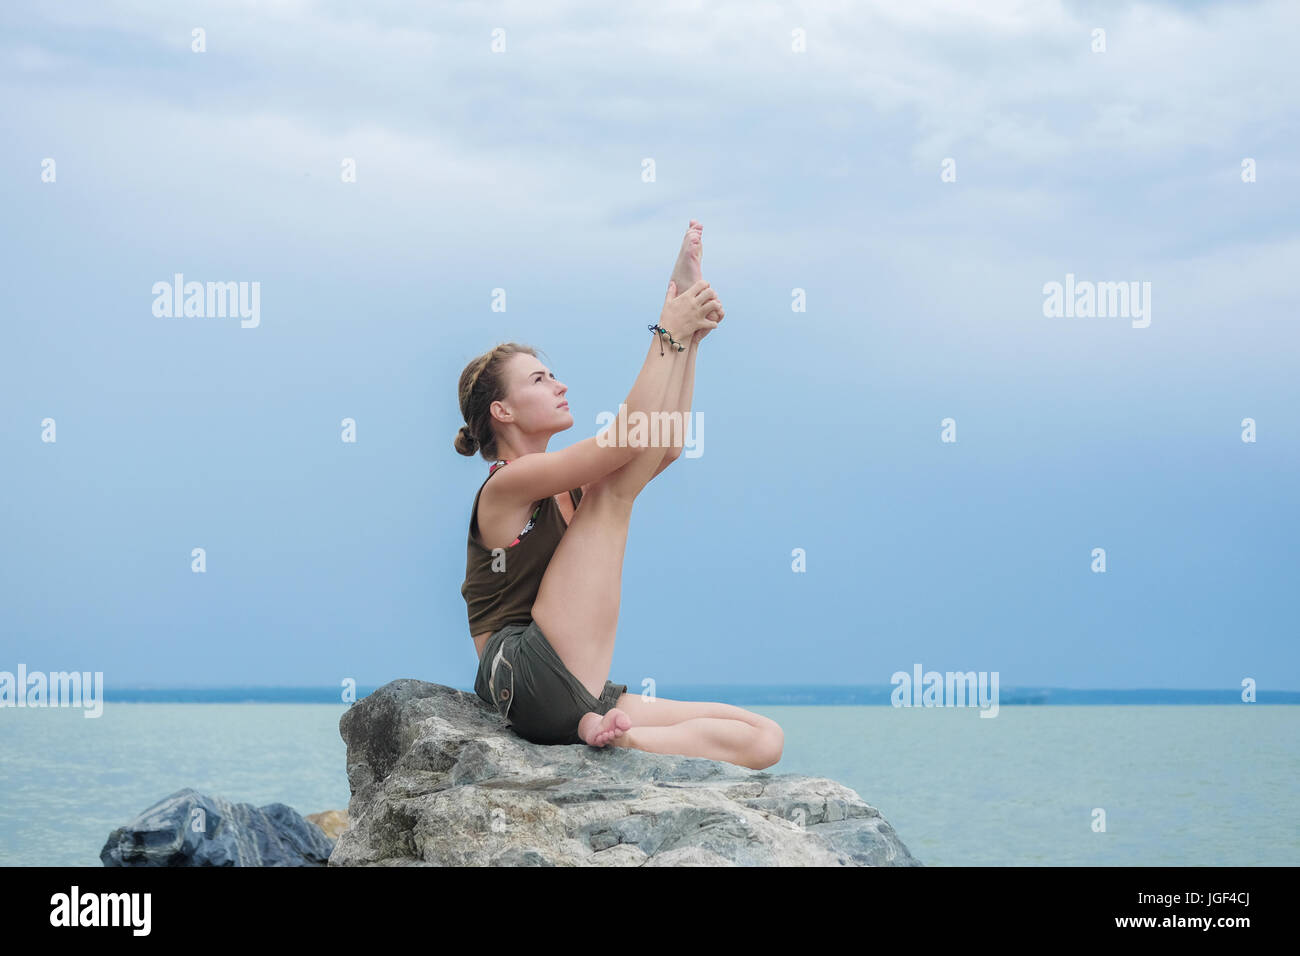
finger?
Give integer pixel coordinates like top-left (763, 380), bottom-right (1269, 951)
top-left (694, 286), bottom-right (718, 303)
top-left (665, 279), bottom-right (677, 303)
top-left (686, 279), bottom-right (710, 295)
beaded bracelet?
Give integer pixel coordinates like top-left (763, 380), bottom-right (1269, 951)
top-left (647, 322), bottom-right (687, 355)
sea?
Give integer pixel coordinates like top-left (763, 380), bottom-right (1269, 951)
top-left (1, 685), bottom-right (1296, 867)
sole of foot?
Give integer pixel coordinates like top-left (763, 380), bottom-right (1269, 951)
top-left (669, 220), bottom-right (703, 296)
top-left (578, 708), bottom-right (632, 747)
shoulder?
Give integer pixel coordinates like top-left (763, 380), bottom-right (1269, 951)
top-left (473, 461), bottom-right (508, 509)
top-left (480, 459), bottom-right (540, 513)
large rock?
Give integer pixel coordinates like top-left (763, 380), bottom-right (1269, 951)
top-left (332, 679), bottom-right (922, 866)
top-left (101, 788), bottom-right (336, 866)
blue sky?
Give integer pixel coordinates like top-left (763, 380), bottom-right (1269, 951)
top-left (1, 0), bottom-right (1296, 692)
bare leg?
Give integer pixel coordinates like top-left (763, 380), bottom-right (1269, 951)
top-left (610, 694), bottom-right (784, 769)
top-left (531, 223), bottom-right (703, 691)
top-left (615, 720), bottom-right (777, 770)
top-left (530, 449), bottom-right (666, 697)
top-left (531, 222), bottom-right (723, 753)
top-left (612, 694), bottom-right (780, 730)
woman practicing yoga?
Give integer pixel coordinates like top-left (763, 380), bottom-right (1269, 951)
top-left (455, 221), bottom-right (783, 770)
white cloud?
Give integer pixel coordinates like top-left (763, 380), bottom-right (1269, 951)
top-left (1, 0), bottom-right (1295, 284)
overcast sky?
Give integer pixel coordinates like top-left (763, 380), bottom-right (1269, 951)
top-left (1, 0), bottom-right (1296, 693)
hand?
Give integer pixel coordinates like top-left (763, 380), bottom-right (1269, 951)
top-left (660, 278), bottom-right (720, 342)
top-left (695, 296), bottom-right (724, 342)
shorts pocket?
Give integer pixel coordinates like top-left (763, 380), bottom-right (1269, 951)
top-left (487, 642), bottom-right (516, 722)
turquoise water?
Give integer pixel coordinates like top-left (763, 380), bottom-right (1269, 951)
top-left (0, 703), bottom-right (1294, 866)
top-left (773, 704), bottom-right (1298, 866)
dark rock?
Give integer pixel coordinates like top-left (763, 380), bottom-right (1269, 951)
top-left (100, 787), bottom-right (335, 866)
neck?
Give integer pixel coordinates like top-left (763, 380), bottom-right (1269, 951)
top-left (495, 434), bottom-right (552, 461)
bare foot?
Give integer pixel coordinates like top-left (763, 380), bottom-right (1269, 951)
top-left (578, 708), bottom-right (631, 747)
top-left (669, 220), bottom-right (703, 301)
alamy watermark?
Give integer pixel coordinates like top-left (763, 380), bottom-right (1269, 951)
top-left (50, 886), bottom-right (150, 935)
top-left (595, 404), bottom-right (703, 457)
top-left (152, 273), bottom-right (260, 328)
top-left (891, 663), bottom-right (999, 718)
top-left (0, 665), bottom-right (103, 718)
top-left (1042, 273), bottom-right (1151, 328)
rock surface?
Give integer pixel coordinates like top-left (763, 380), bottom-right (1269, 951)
top-left (332, 679), bottom-right (922, 866)
top-left (101, 787), bottom-right (336, 866)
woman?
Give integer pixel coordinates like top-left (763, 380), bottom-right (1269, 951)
top-left (455, 222), bottom-right (783, 770)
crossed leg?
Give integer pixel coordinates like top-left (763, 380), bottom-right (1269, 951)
top-left (606, 694), bottom-right (783, 769)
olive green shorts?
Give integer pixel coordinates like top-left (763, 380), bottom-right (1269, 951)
top-left (475, 619), bottom-right (628, 746)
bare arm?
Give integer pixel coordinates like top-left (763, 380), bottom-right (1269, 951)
top-left (648, 328), bottom-right (701, 479)
top-left (617, 314), bottom-right (686, 450)
top-left (617, 278), bottom-right (714, 443)
top-left (486, 281), bottom-right (712, 504)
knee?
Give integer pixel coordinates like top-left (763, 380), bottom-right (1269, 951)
top-left (752, 719), bottom-right (784, 769)
top-left (581, 471), bottom-right (640, 507)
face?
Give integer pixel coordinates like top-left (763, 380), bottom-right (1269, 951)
top-left (494, 353), bottom-right (572, 434)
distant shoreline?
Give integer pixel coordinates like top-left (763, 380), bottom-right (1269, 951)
top-left (38, 685), bottom-right (1300, 705)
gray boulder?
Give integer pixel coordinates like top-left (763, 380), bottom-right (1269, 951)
top-left (100, 788), bottom-right (335, 866)
top-left (332, 679), bottom-right (922, 866)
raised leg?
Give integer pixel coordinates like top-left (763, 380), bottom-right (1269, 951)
top-left (530, 447), bottom-right (667, 698)
top-left (530, 221), bottom-right (715, 753)
top-left (530, 223), bottom-right (703, 696)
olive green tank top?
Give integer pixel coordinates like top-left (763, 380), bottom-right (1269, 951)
top-left (461, 459), bottom-right (583, 637)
